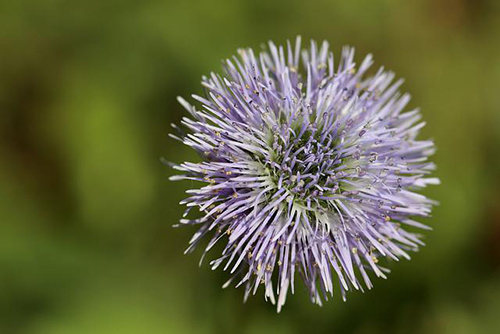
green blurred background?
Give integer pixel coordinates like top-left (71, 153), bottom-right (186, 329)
top-left (1, 0), bottom-right (499, 333)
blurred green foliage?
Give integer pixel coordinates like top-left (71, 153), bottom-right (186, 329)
top-left (1, 0), bottom-right (500, 333)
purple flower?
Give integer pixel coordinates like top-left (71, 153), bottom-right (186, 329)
top-left (170, 37), bottom-right (439, 312)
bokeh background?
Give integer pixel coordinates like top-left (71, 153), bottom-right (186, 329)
top-left (1, 0), bottom-right (500, 333)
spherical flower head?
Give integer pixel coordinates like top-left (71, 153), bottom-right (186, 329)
top-left (170, 37), bottom-right (439, 312)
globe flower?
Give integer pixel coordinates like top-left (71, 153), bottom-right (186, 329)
top-left (170, 37), bottom-right (439, 312)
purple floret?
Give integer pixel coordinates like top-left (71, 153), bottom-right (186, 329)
top-left (170, 37), bottom-right (439, 312)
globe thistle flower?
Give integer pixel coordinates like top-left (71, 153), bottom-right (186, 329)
top-left (169, 37), bottom-right (439, 312)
